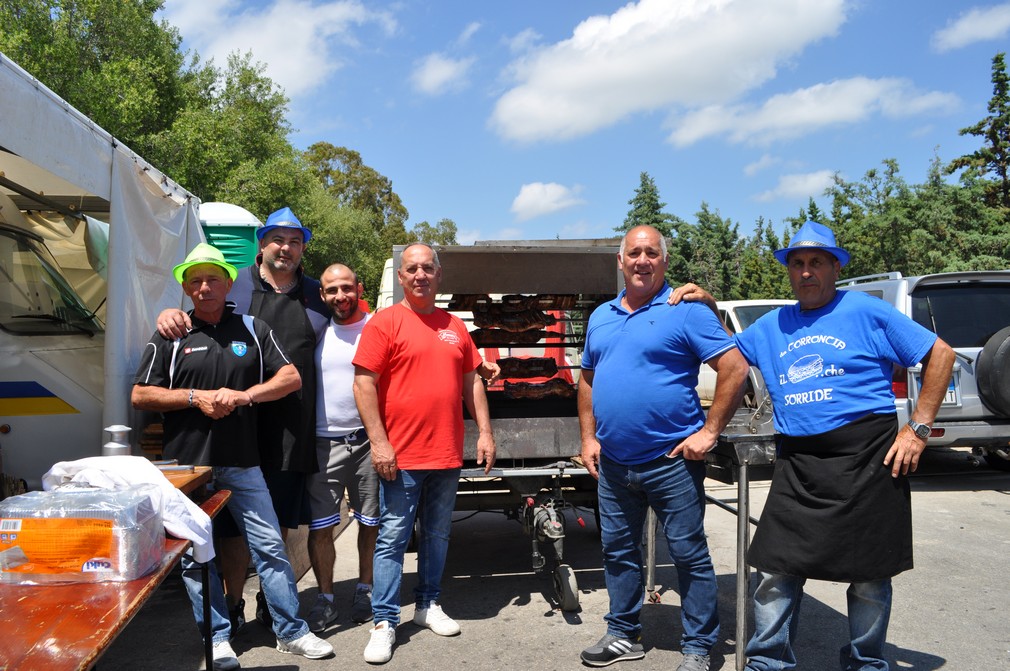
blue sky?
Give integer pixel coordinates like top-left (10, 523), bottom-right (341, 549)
top-left (160, 1), bottom-right (1010, 244)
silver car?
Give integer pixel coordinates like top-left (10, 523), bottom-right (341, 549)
top-left (838, 271), bottom-right (1010, 471)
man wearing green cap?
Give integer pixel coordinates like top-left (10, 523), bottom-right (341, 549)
top-left (157, 207), bottom-right (329, 630)
top-left (133, 243), bottom-right (334, 668)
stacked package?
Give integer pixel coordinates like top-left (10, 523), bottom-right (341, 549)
top-left (0, 483), bottom-right (164, 583)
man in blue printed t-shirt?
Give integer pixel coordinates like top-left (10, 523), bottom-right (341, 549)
top-left (578, 225), bottom-right (749, 671)
top-left (672, 221), bottom-right (955, 671)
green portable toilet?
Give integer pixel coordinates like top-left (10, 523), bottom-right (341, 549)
top-left (199, 202), bottom-right (261, 269)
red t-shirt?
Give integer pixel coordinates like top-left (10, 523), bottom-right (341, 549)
top-left (352, 303), bottom-right (481, 469)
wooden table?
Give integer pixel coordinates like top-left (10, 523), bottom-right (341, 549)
top-left (160, 465), bottom-right (212, 495)
top-left (0, 485), bottom-right (229, 670)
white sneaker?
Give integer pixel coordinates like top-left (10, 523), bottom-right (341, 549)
top-left (212, 640), bottom-right (241, 670)
top-left (412, 602), bottom-right (460, 636)
top-left (275, 631), bottom-right (334, 659)
top-left (364, 621), bottom-right (396, 664)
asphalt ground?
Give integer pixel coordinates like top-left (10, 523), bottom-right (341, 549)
top-left (97, 446), bottom-right (1010, 670)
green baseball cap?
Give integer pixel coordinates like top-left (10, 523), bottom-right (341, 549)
top-left (172, 242), bottom-right (239, 284)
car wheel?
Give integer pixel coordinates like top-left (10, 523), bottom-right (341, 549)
top-left (976, 326), bottom-right (1010, 417)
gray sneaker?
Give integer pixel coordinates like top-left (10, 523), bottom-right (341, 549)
top-left (677, 653), bottom-right (711, 671)
top-left (351, 584), bottom-right (373, 623)
top-left (306, 594), bottom-right (338, 632)
top-left (580, 633), bottom-right (645, 666)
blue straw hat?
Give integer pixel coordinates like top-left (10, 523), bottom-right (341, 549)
top-left (773, 221), bottom-right (850, 268)
top-left (257, 206), bottom-right (312, 243)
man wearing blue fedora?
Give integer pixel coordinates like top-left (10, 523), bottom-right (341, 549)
top-left (672, 221), bottom-right (955, 670)
top-left (157, 207), bottom-right (329, 630)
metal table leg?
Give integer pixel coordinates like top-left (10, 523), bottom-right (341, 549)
top-left (644, 508), bottom-right (657, 602)
top-left (735, 460), bottom-right (749, 671)
top-left (202, 562), bottom-right (212, 670)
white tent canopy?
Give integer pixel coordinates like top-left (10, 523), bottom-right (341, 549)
top-left (0, 52), bottom-right (203, 432)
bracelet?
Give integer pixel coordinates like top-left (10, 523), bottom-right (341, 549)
top-left (188, 389), bottom-right (194, 407)
top-left (246, 391), bottom-right (255, 406)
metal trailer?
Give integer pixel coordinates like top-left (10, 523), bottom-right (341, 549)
top-left (388, 241), bottom-right (622, 611)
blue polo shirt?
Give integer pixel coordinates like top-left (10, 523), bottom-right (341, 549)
top-left (582, 285), bottom-right (736, 464)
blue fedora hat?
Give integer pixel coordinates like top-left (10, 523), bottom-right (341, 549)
top-left (257, 206), bottom-right (312, 243)
top-left (773, 220), bottom-right (849, 268)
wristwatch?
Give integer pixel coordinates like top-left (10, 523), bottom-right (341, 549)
top-left (907, 419), bottom-right (931, 440)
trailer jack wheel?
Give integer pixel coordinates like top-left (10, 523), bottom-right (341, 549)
top-left (554, 564), bottom-right (579, 612)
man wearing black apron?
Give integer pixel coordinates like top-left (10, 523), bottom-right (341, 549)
top-left (673, 221), bottom-right (955, 670)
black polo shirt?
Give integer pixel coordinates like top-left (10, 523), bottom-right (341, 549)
top-left (133, 306), bottom-right (291, 467)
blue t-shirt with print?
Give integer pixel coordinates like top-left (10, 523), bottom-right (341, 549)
top-left (735, 290), bottom-right (936, 437)
top-left (582, 285), bottom-right (737, 465)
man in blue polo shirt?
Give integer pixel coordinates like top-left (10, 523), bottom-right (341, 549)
top-left (578, 225), bottom-right (749, 671)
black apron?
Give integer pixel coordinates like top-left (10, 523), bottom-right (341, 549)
top-left (748, 413), bottom-right (912, 582)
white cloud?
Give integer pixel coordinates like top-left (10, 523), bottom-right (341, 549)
top-left (458, 22), bottom-right (482, 45)
top-left (669, 77), bottom-right (960, 147)
top-left (754, 170), bottom-right (835, 202)
top-left (159, 0), bottom-right (396, 98)
top-left (411, 53), bottom-right (477, 95)
top-left (932, 3), bottom-right (1010, 52)
top-left (510, 182), bottom-right (586, 221)
top-left (505, 28), bottom-right (542, 54)
top-left (744, 154), bottom-right (780, 176)
top-left (490, 0), bottom-right (847, 143)
top-left (494, 227), bottom-right (526, 240)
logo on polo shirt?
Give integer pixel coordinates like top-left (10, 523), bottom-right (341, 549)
top-left (231, 342), bottom-right (248, 357)
top-left (437, 329), bottom-right (461, 345)
top-left (184, 346), bottom-right (208, 354)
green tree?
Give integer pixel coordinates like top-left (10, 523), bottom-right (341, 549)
top-left (0, 0), bottom-right (192, 144)
top-left (147, 53), bottom-right (292, 200)
top-left (947, 52), bottom-right (1010, 210)
top-left (738, 218), bottom-right (791, 300)
top-left (617, 172), bottom-right (684, 238)
top-left (409, 219), bottom-right (458, 245)
top-left (668, 204), bottom-right (744, 299)
top-left (304, 143), bottom-right (409, 239)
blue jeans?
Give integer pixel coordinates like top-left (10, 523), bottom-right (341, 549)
top-left (597, 453), bottom-right (719, 655)
top-left (181, 466), bottom-right (309, 643)
top-left (372, 468), bottom-right (460, 626)
top-left (745, 572), bottom-right (892, 670)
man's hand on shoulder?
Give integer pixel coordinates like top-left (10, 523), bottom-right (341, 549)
top-left (157, 308), bottom-right (191, 339)
top-left (667, 283), bottom-right (717, 311)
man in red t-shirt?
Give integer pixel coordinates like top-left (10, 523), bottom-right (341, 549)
top-left (353, 243), bottom-right (495, 664)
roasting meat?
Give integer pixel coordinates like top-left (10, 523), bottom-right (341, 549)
top-left (500, 293), bottom-right (579, 312)
top-left (469, 329), bottom-right (552, 347)
top-left (472, 305), bottom-right (557, 332)
top-left (497, 357), bottom-right (558, 379)
top-left (447, 294), bottom-right (491, 311)
top-left (449, 293), bottom-right (578, 312)
top-left (503, 378), bottom-right (577, 399)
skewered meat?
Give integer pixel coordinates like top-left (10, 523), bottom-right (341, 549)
top-left (472, 305), bottom-right (557, 332)
top-left (470, 329), bottom-right (552, 347)
top-left (504, 378), bottom-right (576, 399)
top-left (448, 294), bottom-right (491, 311)
top-left (498, 294), bottom-right (579, 311)
top-left (497, 357), bottom-right (558, 379)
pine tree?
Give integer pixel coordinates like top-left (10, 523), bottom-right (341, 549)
top-left (947, 52), bottom-right (1010, 209)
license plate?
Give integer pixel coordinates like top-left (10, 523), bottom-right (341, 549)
top-left (918, 371), bottom-right (959, 406)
